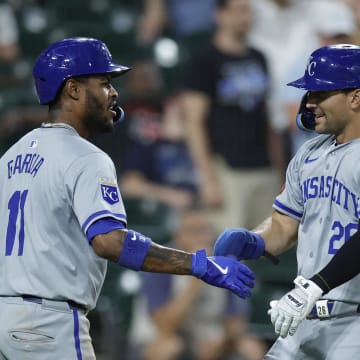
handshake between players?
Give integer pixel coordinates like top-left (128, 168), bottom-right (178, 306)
top-left (213, 225), bottom-right (324, 339)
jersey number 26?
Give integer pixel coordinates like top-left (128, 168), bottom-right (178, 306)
top-left (328, 220), bottom-right (358, 255)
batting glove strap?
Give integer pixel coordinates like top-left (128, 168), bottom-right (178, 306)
top-left (191, 249), bottom-right (208, 278)
top-left (193, 253), bottom-right (255, 298)
top-left (293, 275), bottom-right (323, 305)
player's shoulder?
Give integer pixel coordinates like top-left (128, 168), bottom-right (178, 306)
top-left (39, 127), bottom-right (107, 157)
top-left (302, 133), bottom-right (332, 151)
top-left (65, 135), bottom-right (112, 165)
top-left (292, 134), bottom-right (333, 163)
top-left (0, 128), bottom-right (39, 159)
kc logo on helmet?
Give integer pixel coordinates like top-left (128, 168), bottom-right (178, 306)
top-left (307, 59), bottom-right (317, 77)
top-left (101, 184), bottom-right (119, 205)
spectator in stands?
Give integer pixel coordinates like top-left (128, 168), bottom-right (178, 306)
top-left (0, 1), bottom-right (47, 155)
top-left (91, 59), bottom-right (164, 170)
top-left (248, 0), bottom-right (313, 132)
top-left (129, 206), bottom-right (268, 360)
top-left (120, 93), bottom-right (199, 211)
top-left (181, 0), bottom-right (284, 233)
top-left (0, 2), bottom-right (20, 62)
top-left (342, 0), bottom-right (360, 44)
top-left (137, 0), bottom-right (216, 45)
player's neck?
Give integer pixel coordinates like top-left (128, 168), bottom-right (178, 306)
top-left (335, 125), bottom-right (360, 145)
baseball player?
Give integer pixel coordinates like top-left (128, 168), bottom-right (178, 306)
top-left (0, 37), bottom-right (255, 360)
top-left (213, 43), bottom-right (360, 360)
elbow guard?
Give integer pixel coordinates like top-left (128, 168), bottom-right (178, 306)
top-left (117, 230), bottom-right (152, 271)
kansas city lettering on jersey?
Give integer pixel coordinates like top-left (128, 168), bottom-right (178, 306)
top-left (7, 153), bottom-right (45, 179)
top-left (302, 175), bottom-right (360, 217)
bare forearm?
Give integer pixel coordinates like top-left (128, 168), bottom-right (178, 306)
top-left (93, 230), bottom-right (193, 274)
top-left (142, 243), bottom-right (193, 274)
top-left (182, 92), bottom-right (212, 174)
top-left (253, 211), bottom-right (298, 256)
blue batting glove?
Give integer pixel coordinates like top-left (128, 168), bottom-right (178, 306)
top-left (214, 228), bottom-right (265, 260)
top-left (191, 249), bottom-right (255, 298)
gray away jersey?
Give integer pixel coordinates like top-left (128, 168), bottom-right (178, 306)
top-left (274, 134), bottom-right (360, 303)
top-left (0, 125), bottom-right (127, 310)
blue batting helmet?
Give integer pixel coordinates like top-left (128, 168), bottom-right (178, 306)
top-left (288, 44), bottom-right (360, 131)
top-left (287, 44), bottom-right (360, 91)
top-left (33, 37), bottom-right (130, 105)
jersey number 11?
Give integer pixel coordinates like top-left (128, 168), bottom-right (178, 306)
top-left (5, 190), bottom-right (28, 256)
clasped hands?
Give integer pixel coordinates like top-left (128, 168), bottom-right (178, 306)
top-left (212, 227), bottom-right (324, 338)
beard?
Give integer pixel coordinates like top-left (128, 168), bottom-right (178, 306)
top-left (83, 89), bottom-right (114, 135)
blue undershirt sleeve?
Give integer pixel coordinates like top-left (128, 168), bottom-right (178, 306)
top-left (87, 217), bottom-right (126, 243)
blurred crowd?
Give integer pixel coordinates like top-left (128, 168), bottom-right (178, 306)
top-left (0, 0), bottom-right (359, 359)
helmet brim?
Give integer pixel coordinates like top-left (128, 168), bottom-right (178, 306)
top-left (287, 77), bottom-right (306, 89)
top-left (108, 64), bottom-right (131, 78)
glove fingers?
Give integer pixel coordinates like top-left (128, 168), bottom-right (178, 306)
top-left (270, 304), bottom-right (279, 325)
top-left (229, 283), bottom-right (251, 298)
top-left (279, 318), bottom-right (292, 338)
top-left (214, 229), bottom-right (241, 256)
top-left (237, 263), bottom-right (255, 279)
top-left (274, 313), bottom-right (286, 336)
top-left (289, 317), bottom-right (301, 336)
top-left (235, 264), bottom-right (255, 288)
top-left (236, 273), bottom-right (255, 288)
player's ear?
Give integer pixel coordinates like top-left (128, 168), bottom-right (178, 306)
top-left (349, 89), bottom-right (360, 110)
top-left (63, 78), bottom-right (83, 101)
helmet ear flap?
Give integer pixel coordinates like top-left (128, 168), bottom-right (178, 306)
top-left (296, 92), bottom-right (315, 131)
top-left (113, 105), bottom-right (125, 124)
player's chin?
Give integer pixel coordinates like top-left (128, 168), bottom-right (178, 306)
top-left (313, 118), bottom-right (328, 133)
top-left (314, 126), bottom-right (328, 134)
top-left (93, 118), bottom-right (114, 134)
top-left (103, 114), bottom-right (116, 132)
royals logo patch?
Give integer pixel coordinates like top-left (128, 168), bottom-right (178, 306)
top-left (100, 182), bottom-right (120, 205)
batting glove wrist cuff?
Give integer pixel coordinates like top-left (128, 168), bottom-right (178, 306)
top-left (294, 275), bottom-right (324, 302)
top-left (191, 249), bottom-right (208, 278)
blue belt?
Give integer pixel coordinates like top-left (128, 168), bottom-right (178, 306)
top-left (22, 295), bottom-right (87, 312)
top-left (307, 300), bottom-right (360, 319)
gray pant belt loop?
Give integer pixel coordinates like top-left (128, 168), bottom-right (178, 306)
top-left (21, 295), bottom-right (87, 312)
